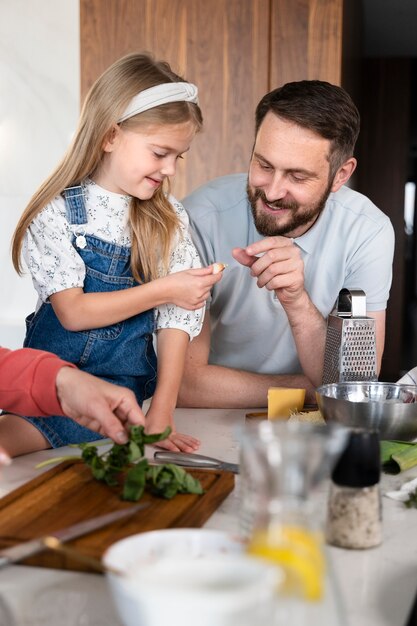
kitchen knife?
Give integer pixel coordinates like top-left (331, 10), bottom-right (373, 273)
top-left (0, 503), bottom-right (148, 569)
top-left (153, 451), bottom-right (239, 474)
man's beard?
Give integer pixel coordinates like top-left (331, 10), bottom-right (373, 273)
top-left (247, 181), bottom-right (332, 237)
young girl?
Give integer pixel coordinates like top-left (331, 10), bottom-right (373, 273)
top-left (2, 52), bottom-right (222, 456)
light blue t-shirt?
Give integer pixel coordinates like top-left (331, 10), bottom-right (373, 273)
top-left (183, 173), bottom-right (395, 375)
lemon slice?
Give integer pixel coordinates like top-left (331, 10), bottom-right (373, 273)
top-left (247, 524), bottom-right (325, 601)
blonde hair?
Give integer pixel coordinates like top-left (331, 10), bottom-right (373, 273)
top-left (12, 53), bottom-right (203, 282)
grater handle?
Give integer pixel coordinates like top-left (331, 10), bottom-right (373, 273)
top-left (337, 288), bottom-right (367, 318)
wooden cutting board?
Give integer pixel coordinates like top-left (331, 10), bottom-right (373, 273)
top-left (0, 460), bottom-right (234, 573)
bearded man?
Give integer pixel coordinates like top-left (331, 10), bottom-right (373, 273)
top-left (179, 80), bottom-right (394, 406)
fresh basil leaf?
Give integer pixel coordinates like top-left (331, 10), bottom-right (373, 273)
top-left (90, 455), bottom-right (106, 481)
top-left (181, 472), bottom-right (204, 495)
top-left (146, 466), bottom-right (177, 499)
top-left (162, 464), bottom-right (203, 494)
top-left (146, 464), bottom-right (164, 482)
top-left (78, 426), bottom-right (202, 503)
top-left (164, 463), bottom-right (188, 487)
top-left (123, 459), bottom-right (149, 501)
top-left (128, 440), bottom-right (142, 463)
top-left (81, 445), bottom-right (99, 465)
top-left (142, 426), bottom-right (172, 445)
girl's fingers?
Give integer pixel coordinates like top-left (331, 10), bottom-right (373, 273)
top-left (153, 432), bottom-right (201, 453)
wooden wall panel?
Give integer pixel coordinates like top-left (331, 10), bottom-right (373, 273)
top-left (270, 0), bottom-right (344, 87)
top-left (80, 0), bottom-right (269, 197)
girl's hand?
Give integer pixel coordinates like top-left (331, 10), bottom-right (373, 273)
top-left (161, 265), bottom-right (223, 310)
top-left (145, 409), bottom-right (200, 453)
top-left (153, 431), bottom-right (200, 453)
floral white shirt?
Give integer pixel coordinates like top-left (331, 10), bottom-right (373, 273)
top-left (23, 179), bottom-right (204, 339)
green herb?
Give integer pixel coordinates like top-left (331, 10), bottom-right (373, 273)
top-left (78, 425), bottom-right (204, 502)
top-left (405, 488), bottom-right (417, 509)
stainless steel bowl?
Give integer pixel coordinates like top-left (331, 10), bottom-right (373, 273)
top-left (316, 382), bottom-right (417, 440)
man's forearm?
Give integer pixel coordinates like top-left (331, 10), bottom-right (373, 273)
top-left (283, 291), bottom-right (327, 389)
top-left (178, 363), bottom-right (315, 408)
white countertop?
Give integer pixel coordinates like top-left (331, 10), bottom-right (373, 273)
top-left (0, 408), bottom-right (416, 626)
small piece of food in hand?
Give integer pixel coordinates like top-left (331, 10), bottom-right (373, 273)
top-left (212, 262), bottom-right (227, 274)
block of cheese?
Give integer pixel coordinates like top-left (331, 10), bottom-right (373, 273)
top-left (288, 410), bottom-right (325, 425)
top-left (267, 387), bottom-right (306, 419)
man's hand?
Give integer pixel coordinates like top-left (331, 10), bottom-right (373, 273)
top-left (55, 367), bottom-right (146, 444)
top-left (233, 237), bottom-right (327, 388)
top-left (232, 237), bottom-right (305, 305)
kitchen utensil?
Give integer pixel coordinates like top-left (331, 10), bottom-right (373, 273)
top-left (316, 382), bottom-right (417, 440)
top-left (154, 451), bottom-right (239, 473)
top-left (43, 536), bottom-right (123, 576)
top-left (322, 288), bottom-right (377, 384)
top-left (0, 505), bottom-right (147, 569)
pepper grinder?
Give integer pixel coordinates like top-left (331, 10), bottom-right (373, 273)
top-left (325, 428), bottom-right (382, 549)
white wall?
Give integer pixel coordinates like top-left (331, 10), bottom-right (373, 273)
top-left (0, 0), bottom-right (79, 348)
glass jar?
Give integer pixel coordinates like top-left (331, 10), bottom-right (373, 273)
top-left (325, 428), bottom-right (382, 550)
top-left (238, 421), bottom-right (348, 603)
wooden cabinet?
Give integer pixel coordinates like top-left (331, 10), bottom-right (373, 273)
top-left (80, 0), bottom-right (352, 197)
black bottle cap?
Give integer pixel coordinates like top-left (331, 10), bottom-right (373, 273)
top-left (331, 428), bottom-right (380, 487)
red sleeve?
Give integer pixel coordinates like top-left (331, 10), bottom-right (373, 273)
top-left (0, 347), bottom-right (77, 417)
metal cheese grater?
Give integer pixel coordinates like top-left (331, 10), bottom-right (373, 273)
top-left (322, 288), bottom-right (377, 384)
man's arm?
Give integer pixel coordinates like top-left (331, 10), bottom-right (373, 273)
top-left (232, 238), bottom-right (328, 389)
top-left (178, 308), bottom-right (386, 409)
top-left (284, 297), bottom-right (386, 384)
top-left (367, 310), bottom-right (386, 375)
top-left (177, 317), bottom-right (315, 408)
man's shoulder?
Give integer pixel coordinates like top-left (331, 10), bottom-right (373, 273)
top-left (330, 186), bottom-right (391, 226)
top-left (183, 173), bottom-right (248, 219)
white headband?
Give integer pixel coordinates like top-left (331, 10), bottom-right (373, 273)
top-left (118, 82), bottom-right (199, 123)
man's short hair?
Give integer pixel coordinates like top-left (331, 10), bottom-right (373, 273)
top-left (255, 80), bottom-right (360, 176)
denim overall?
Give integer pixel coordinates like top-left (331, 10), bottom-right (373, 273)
top-left (20, 185), bottom-right (157, 447)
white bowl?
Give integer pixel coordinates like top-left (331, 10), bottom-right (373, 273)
top-left (103, 529), bottom-right (281, 626)
top-left (103, 528), bottom-right (245, 573)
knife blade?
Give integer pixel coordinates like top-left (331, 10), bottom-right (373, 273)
top-left (0, 503), bottom-right (149, 569)
top-left (153, 451), bottom-right (239, 474)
